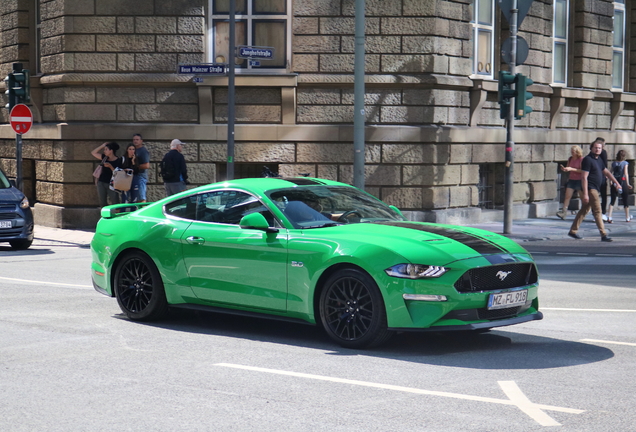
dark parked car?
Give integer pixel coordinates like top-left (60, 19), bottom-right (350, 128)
top-left (0, 167), bottom-right (33, 249)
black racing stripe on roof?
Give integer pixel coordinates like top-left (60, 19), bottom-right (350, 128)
top-left (376, 222), bottom-right (507, 255)
top-left (280, 178), bottom-right (326, 185)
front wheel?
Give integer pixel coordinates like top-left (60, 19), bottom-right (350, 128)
top-left (319, 268), bottom-right (393, 349)
top-left (113, 251), bottom-right (168, 321)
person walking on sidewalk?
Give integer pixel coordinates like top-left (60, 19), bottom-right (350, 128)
top-left (607, 149), bottom-right (633, 223)
top-left (131, 133), bottom-right (150, 203)
top-left (160, 139), bottom-right (189, 197)
top-left (568, 139), bottom-right (622, 242)
top-left (557, 145), bottom-right (584, 220)
top-left (595, 137), bottom-right (610, 221)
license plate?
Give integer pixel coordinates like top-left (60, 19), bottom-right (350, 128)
top-left (0, 220), bottom-right (12, 229)
top-left (488, 290), bottom-right (528, 310)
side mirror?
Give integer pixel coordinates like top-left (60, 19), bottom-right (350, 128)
top-left (9, 179), bottom-right (16, 187)
top-left (239, 212), bottom-right (278, 233)
top-left (389, 205), bottom-right (404, 217)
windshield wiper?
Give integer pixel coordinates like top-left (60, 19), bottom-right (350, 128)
top-left (305, 222), bottom-right (343, 228)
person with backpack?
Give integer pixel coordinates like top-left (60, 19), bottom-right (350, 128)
top-left (607, 149), bottom-right (633, 223)
top-left (160, 139), bottom-right (188, 197)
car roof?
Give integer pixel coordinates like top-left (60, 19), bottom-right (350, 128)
top-left (191, 177), bottom-right (352, 195)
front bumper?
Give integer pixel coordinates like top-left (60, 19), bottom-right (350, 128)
top-left (389, 310), bottom-right (543, 332)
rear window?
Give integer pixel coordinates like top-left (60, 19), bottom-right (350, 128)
top-left (0, 168), bottom-right (11, 189)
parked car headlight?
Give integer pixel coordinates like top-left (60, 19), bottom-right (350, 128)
top-left (385, 264), bottom-right (449, 279)
top-left (19, 196), bottom-right (29, 209)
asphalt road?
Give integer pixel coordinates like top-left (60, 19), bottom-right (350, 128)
top-left (1, 234), bottom-right (634, 431)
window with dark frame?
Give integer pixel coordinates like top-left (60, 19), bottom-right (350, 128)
top-left (208, 0), bottom-right (289, 71)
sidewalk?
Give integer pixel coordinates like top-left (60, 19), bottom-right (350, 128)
top-left (469, 214), bottom-right (636, 242)
top-left (33, 214), bottom-right (635, 246)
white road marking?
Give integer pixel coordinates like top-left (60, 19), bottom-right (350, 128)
top-left (215, 363), bottom-right (584, 426)
top-left (581, 339), bottom-right (636, 347)
top-left (0, 276), bottom-right (91, 289)
top-left (555, 252), bottom-right (588, 256)
top-left (499, 381), bottom-right (561, 427)
top-left (542, 307), bottom-right (636, 312)
top-left (595, 253), bottom-right (633, 257)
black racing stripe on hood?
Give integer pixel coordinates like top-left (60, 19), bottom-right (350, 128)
top-left (376, 221), bottom-right (508, 255)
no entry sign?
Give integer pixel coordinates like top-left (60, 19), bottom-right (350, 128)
top-left (10, 103), bottom-right (33, 135)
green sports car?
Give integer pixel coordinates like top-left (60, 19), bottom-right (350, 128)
top-left (91, 177), bottom-right (541, 348)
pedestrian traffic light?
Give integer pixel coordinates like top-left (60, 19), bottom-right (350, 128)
top-left (4, 63), bottom-right (30, 112)
top-left (514, 73), bottom-right (533, 119)
top-left (498, 71), bottom-right (516, 119)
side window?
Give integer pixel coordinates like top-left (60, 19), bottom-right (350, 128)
top-left (208, 0), bottom-right (290, 71)
top-left (613, 1), bottom-right (626, 90)
top-left (553, 0), bottom-right (569, 85)
top-left (196, 190), bottom-right (277, 226)
top-left (165, 196), bottom-right (198, 220)
top-left (471, 0), bottom-right (495, 78)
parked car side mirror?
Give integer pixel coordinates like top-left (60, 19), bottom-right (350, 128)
top-left (9, 179), bottom-right (16, 187)
top-left (239, 212), bottom-right (278, 233)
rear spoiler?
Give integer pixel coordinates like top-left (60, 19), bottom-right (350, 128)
top-left (100, 202), bottom-right (153, 219)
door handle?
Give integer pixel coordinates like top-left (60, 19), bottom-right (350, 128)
top-left (186, 236), bottom-right (205, 245)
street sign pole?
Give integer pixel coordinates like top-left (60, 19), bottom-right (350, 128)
top-left (503, 0), bottom-right (518, 235)
top-left (353, 0), bottom-right (365, 190)
top-left (227, 0), bottom-right (236, 181)
top-left (16, 134), bottom-right (23, 191)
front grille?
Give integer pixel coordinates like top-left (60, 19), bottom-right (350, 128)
top-left (0, 212), bottom-right (17, 220)
top-left (477, 306), bottom-right (521, 320)
top-left (454, 262), bottom-right (538, 293)
top-left (442, 304), bottom-right (530, 322)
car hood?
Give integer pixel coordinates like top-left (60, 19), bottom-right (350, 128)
top-left (313, 221), bottom-right (530, 265)
top-left (0, 187), bottom-right (24, 204)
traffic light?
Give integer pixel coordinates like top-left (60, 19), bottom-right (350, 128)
top-left (4, 63), bottom-right (30, 111)
top-left (498, 71), bottom-right (516, 119)
top-left (514, 73), bottom-right (533, 119)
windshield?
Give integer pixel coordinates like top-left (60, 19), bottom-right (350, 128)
top-left (0, 168), bottom-right (11, 189)
top-left (267, 186), bottom-right (405, 228)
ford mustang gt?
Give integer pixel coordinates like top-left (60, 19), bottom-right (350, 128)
top-left (91, 177), bottom-right (541, 348)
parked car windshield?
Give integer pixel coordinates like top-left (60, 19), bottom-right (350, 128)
top-left (267, 186), bottom-right (405, 228)
top-left (0, 168), bottom-right (11, 189)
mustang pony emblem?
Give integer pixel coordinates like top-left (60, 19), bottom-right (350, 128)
top-left (496, 270), bottom-right (512, 281)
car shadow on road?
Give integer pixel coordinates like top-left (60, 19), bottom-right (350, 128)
top-left (119, 308), bottom-right (614, 370)
top-left (0, 246), bottom-right (55, 255)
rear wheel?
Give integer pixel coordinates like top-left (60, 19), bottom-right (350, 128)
top-left (9, 239), bottom-right (32, 250)
top-left (319, 268), bottom-right (393, 349)
top-left (113, 251), bottom-right (168, 321)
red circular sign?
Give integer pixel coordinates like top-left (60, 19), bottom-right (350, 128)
top-left (10, 104), bottom-right (33, 135)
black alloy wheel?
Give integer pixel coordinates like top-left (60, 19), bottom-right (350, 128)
top-left (114, 251), bottom-right (168, 321)
top-left (319, 268), bottom-right (393, 349)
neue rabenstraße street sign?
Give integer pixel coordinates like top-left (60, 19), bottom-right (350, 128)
top-left (177, 64), bottom-right (227, 75)
top-left (237, 46), bottom-right (275, 60)
top-left (499, 0), bottom-right (534, 27)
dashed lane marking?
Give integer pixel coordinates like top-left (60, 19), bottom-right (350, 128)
top-left (0, 276), bottom-right (91, 289)
top-left (581, 339), bottom-right (636, 347)
top-left (215, 363), bottom-right (584, 427)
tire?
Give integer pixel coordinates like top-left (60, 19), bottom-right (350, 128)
top-left (113, 251), bottom-right (168, 321)
top-left (319, 268), bottom-right (394, 349)
top-left (9, 239), bottom-right (32, 250)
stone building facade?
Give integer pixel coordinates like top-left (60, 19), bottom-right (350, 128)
top-left (0, 0), bottom-right (634, 228)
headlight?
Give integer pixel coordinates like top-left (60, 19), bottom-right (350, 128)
top-left (19, 196), bottom-right (29, 209)
top-left (385, 264), bottom-right (449, 279)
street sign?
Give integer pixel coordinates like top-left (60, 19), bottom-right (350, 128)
top-left (177, 64), bottom-right (227, 74)
top-left (237, 46), bottom-right (275, 60)
top-left (499, 0), bottom-right (534, 26)
top-left (502, 36), bottom-right (529, 65)
top-left (10, 103), bottom-right (32, 135)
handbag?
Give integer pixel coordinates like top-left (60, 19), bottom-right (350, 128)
top-left (92, 164), bottom-right (103, 184)
top-left (110, 168), bottom-right (134, 192)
